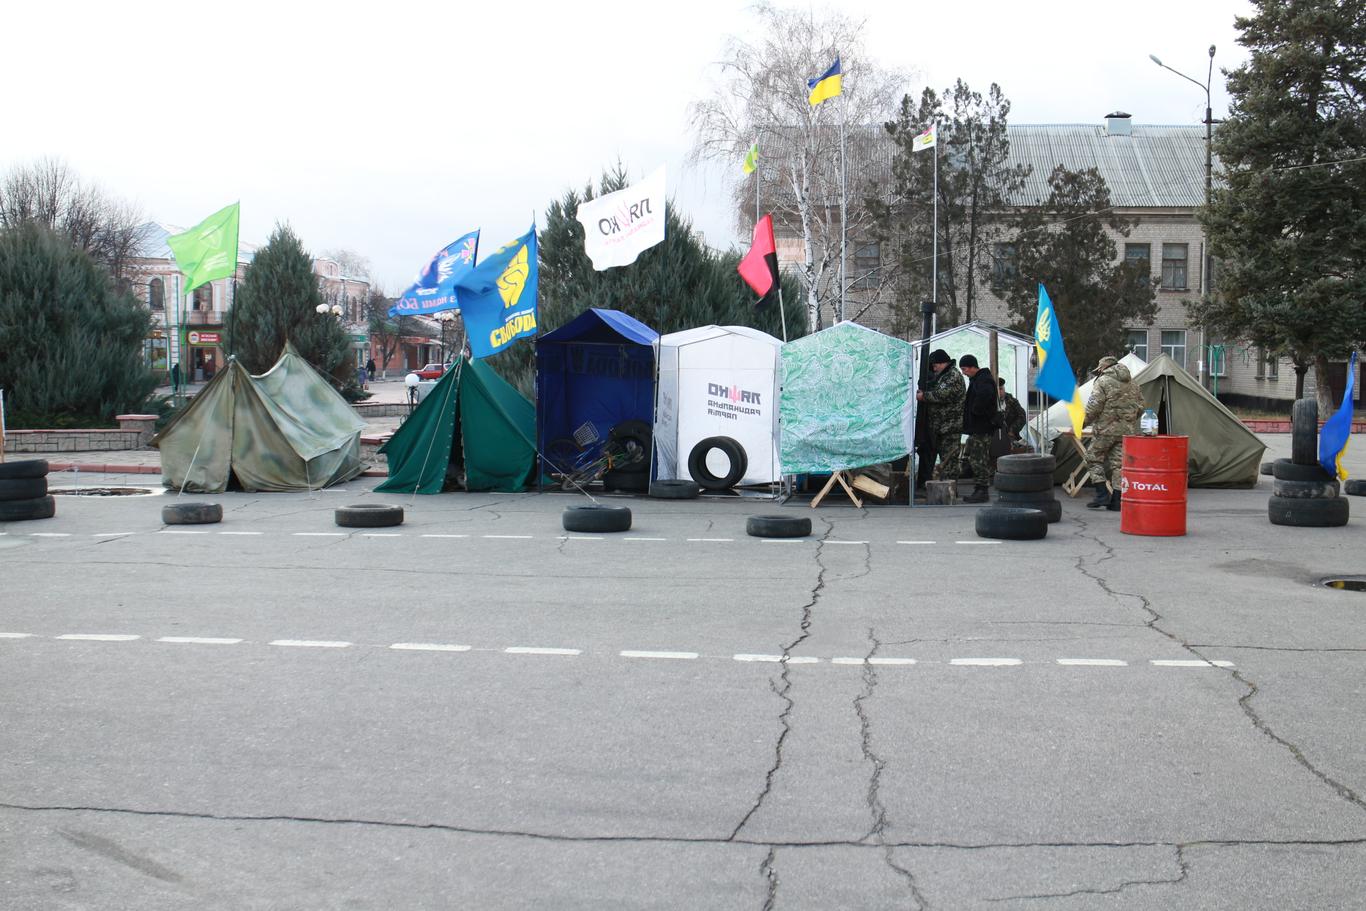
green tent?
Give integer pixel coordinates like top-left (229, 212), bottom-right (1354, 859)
top-left (151, 343), bottom-right (366, 493)
top-left (377, 356), bottom-right (537, 494)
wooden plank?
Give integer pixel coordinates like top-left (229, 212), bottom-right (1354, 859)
top-left (850, 474), bottom-right (890, 499)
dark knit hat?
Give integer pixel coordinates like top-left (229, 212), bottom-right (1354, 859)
top-left (929, 348), bottom-right (952, 365)
top-left (959, 354), bottom-right (979, 369)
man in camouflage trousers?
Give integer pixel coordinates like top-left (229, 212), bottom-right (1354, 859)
top-left (916, 349), bottom-right (966, 481)
top-left (998, 378), bottom-right (1027, 441)
top-left (1084, 355), bottom-right (1145, 510)
top-left (958, 354), bottom-right (997, 503)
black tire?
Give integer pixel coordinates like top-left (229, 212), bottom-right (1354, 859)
top-left (0, 459), bottom-right (48, 480)
top-left (1268, 495), bottom-right (1349, 528)
top-left (1271, 458), bottom-right (1333, 483)
top-left (609, 420), bottom-right (652, 469)
top-left (335, 504), bottom-right (404, 528)
top-left (992, 472), bottom-right (1053, 493)
top-left (995, 453), bottom-right (1056, 475)
top-left (601, 467), bottom-right (648, 493)
top-left (1346, 479), bottom-right (1366, 497)
top-left (1291, 399), bottom-right (1318, 466)
top-left (1272, 477), bottom-right (1340, 500)
top-left (975, 506), bottom-right (1049, 540)
top-left (688, 436), bottom-right (748, 490)
top-left (562, 504), bottom-right (632, 533)
top-left (1259, 462), bottom-right (1274, 477)
top-left (993, 491), bottom-right (1062, 523)
top-left (161, 502), bottom-right (223, 525)
top-left (0, 477), bottom-right (47, 501)
top-left (746, 514), bottom-right (812, 538)
top-left (650, 480), bottom-right (700, 499)
top-left (0, 495), bottom-right (55, 521)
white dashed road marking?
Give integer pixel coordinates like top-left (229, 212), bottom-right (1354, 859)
top-left (733, 654), bottom-right (820, 664)
top-left (951, 657), bottom-right (1023, 666)
top-left (56, 634), bottom-right (140, 642)
top-left (620, 650), bottom-right (699, 660)
top-left (623, 537), bottom-right (667, 542)
top-left (826, 540), bottom-right (868, 545)
top-left (389, 643), bottom-right (472, 652)
top-left (269, 640), bottom-right (351, 648)
top-left (0, 632), bottom-right (34, 639)
top-left (558, 535), bottom-right (604, 541)
top-left (30, 533), bottom-right (71, 537)
top-left (1058, 658), bottom-right (1129, 667)
top-left (157, 637), bottom-right (244, 645)
top-left (505, 646), bottom-right (581, 656)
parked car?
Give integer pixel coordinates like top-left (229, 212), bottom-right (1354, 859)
top-left (415, 362), bottom-right (448, 380)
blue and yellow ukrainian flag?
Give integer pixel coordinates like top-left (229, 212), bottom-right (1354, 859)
top-left (1319, 351), bottom-right (1357, 480)
top-left (807, 57), bottom-right (842, 106)
top-left (1034, 284), bottom-right (1086, 437)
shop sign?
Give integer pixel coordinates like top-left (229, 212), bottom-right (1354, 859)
top-left (188, 331), bottom-right (221, 345)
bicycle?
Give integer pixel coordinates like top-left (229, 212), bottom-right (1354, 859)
top-left (545, 421), bottom-right (650, 491)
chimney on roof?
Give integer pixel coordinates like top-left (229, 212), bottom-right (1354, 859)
top-left (1105, 111), bottom-right (1132, 136)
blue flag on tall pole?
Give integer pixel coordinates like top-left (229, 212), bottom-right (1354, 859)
top-left (456, 225), bottom-right (538, 359)
top-left (1033, 284), bottom-right (1086, 437)
top-left (389, 230), bottom-right (480, 317)
top-left (1319, 351), bottom-right (1357, 480)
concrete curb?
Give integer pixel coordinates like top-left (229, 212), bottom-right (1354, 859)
top-left (48, 462), bottom-right (162, 475)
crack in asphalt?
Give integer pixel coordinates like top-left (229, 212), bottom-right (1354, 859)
top-left (1186, 644), bottom-right (1366, 654)
top-left (1071, 516), bottom-right (1366, 817)
top-left (854, 629), bottom-right (929, 908)
top-left (5, 804), bottom-right (1365, 852)
top-left (727, 518), bottom-right (833, 843)
top-left (759, 846), bottom-right (778, 911)
top-left (986, 845), bottom-right (1189, 902)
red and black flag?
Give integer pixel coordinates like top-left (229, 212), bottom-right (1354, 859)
top-left (737, 214), bottom-right (780, 308)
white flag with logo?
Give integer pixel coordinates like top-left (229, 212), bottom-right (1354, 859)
top-left (912, 124), bottom-right (937, 151)
top-left (576, 166), bottom-right (667, 270)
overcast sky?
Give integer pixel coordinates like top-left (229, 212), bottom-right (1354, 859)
top-left (4, 0), bottom-right (1252, 292)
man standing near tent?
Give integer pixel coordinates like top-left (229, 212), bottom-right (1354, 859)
top-left (998, 378), bottom-right (1027, 441)
top-left (1084, 356), bottom-right (1145, 510)
top-left (916, 349), bottom-right (966, 481)
top-left (958, 355), bottom-right (996, 502)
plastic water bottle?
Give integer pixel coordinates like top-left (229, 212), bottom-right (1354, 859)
top-left (1140, 408), bottom-right (1158, 436)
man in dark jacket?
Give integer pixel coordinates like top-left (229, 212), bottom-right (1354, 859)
top-left (958, 355), bottom-right (997, 502)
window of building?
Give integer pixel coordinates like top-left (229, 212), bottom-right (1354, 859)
top-left (1161, 330), bottom-right (1187, 368)
top-left (1265, 350), bottom-right (1279, 380)
top-left (1124, 243), bottom-right (1151, 285)
top-left (192, 284), bottom-right (213, 312)
top-left (148, 277), bottom-right (164, 311)
top-left (1209, 345), bottom-right (1227, 377)
top-left (991, 243), bottom-right (1017, 284)
top-left (851, 242), bottom-right (880, 291)
top-left (1124, 329), bottom-right (1148, 361)
top-left (1161, 243), bottom-right (1188, 290)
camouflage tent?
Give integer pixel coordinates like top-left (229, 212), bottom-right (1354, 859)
top-left (151, 344), bottom-right (366, 493)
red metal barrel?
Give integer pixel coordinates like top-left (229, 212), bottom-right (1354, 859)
top-left (1120, 435), bottom-right (1189, 536)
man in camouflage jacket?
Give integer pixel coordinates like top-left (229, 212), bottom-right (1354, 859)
top-left (1084, 356), bottom-right (1145, 510)
top-left (916, 349), bottom-right (966, 481)
top-left (998, 378), bottom-right (1027, 441)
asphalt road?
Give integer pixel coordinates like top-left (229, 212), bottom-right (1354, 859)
top-left (2, 470), bottom-right (1365, 909)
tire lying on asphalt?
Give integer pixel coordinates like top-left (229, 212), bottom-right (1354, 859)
top-left (161, 502), bottom-right (223, 525)
top-left (335, 504), bottom-right (405, 528)
top-left (994, 453), bottom-right (1056, 476)
top-left (562, 504), bottom-right (632, 533)
top-left (1272, 477), bottom-right (1340, 500)
top-left (1259, 462), bottom-right (1274, 477)
top-left (1346, 479), bottom-right (1366, 497)
top-left (688, 436), bottom-right (748, 491)
top-left (0, 459), bottom-right (48, 481)
top-left (1271, 458), bottom-right (1334, 483)
top-left (993, 490), bottom-right (1062, 523)
top-left (1268, 495), bottom-right (1349, 528)
top-left (746, 514), bottom-right (812, 538)
top-left (975, 506), bottom-right (1048, 540)
top-left (991, 472), bottom-right (1053, 493)
top-left (649, 479), bottom-right (700, 499)
top-left (1291, 398), bottom-right (1319, 466)
top-left (0, 495), bottom-right (56, 522)
top-left (0, 477), bottom-right (47, 501)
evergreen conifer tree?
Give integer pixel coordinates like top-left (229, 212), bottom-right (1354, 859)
top-left (0, 221), bottom-right (155, 426)
top-left (223, 224), bottom-right (353, 389)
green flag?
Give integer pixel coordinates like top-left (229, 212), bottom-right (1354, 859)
top-left (166, 202), bottom-right (240, 291)
top-left (742, 143), bottom-right (759, 175)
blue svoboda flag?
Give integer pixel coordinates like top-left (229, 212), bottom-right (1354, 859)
top-left (1319, 350), bottom-right (1357, 480)
top-left (1033, 284), bottom-right (1086, 437)
top-left (455, 226), bottom-right (538, 359)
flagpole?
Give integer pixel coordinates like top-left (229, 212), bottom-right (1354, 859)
top-left (931, 132), bottom-right (938, 320)
top-left (753, 136), bottom-right (760, 231)
top-left (838, 85), bottom-right (848, 324)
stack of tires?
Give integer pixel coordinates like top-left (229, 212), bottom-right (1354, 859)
top-left (1268, 399), bottom-right (1349, 527)
top-left (991, 453), bottom-right (1060, 523)
top-left (687, 436), bottom-right (748, 492)
top-left (0, 459), bottom-right (55, 522)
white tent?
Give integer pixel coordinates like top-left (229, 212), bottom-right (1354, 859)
top-left (1037, 351), bottom-right (1148, 442)
top-left (653, 325), bottom-right (783, 485)
top-left (912, 321), bottom-right (1034, 399)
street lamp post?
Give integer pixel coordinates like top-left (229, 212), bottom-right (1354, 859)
top-left (1150, 45), bottom-right (1216, 389)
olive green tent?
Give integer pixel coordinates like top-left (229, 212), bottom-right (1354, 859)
top-left (1051, 353), bottom-right (1265, 489)
top-left (151, 344), bottom-right (366, 493)
top-left (376, 355), bottom-right (536, 494)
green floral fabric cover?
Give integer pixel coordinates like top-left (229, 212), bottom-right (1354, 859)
top-left (779, 323), bottom-right (915, 473)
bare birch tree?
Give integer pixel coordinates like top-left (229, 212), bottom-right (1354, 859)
top-left (688, 3), bottom-right (910, 331)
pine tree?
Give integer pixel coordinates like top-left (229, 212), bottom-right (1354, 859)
top-left (0, 221), bottom-right (155, 426)
top-left (1196, 0), bottom-right (1366, 406)
top-left (223, 224), bottom-right (352, 390)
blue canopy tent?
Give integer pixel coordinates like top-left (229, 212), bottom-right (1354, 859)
top-left (535, 308), bottom-right (659, 477)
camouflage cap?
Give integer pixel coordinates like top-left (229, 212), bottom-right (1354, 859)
top-left (1092, 356), bottom-right (1119, 375)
